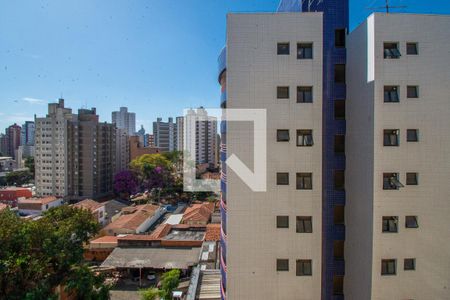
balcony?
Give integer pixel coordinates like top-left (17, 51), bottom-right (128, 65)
top-left (218, 47), bottom-right (227, 81)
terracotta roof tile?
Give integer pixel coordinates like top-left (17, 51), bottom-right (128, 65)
top-left (73, 199), bottom-right (104, 211)
top-left (182, 202), bottom-right (215, 224)
top-left (205, 224), bottom-right (221, 241)
top-left (103, 204), bottom-right (160, 232)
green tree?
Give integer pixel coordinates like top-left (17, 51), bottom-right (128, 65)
top-left (5, 169), bottom-right (33, 186)
top-left (0, 206), bottom-right (107, 300)
top-left (24, 156), bottom-right (35, 176)
top-left (159, 269), bottom-right (180, 300)
top-left (130, 154), bottom-right (173, 174)
top-left (139, 287), bottom-right (161, 300)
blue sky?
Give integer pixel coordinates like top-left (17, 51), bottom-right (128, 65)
top-left (1, 0), bottom-right (449, 132)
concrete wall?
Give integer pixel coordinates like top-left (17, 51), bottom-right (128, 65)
top-left (226, 12), bottom-right (323, 300)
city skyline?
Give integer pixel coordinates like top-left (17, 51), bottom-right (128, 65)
top-left (1, 0), bottom-right (448, 131)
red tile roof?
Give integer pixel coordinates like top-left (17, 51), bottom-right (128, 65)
top-left (0, 203), bottom-right (8, 211)
top-left (103, 204), bottom-right (159, 232)
top-left (19, 196), bottom-right (58, 205)
top-left (90, 235), bottom-right (119, 244)
top-left (205, 224), bottom-right (221, 241)
top-left (182, 202), bottom-right (215, 224)
top-left (73, 199), bottom-right (104, 211)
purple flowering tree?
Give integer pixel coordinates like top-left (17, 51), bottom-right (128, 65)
top-left (113, 170), bottom-right (139, 198)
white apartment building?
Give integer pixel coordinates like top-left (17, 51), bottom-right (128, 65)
top-left (346, 13), bottom-right (450, 300)
top-left (224, 13), bottom-right (324, 300)
top-left (35, 99), bottom-right (74, 197)
top-left (115, 128), bottom-right (130, 173)
top-left (112, 107), bottom-right (136, 136)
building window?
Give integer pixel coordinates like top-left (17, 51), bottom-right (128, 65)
top-left (407, 86), bottom-right (419, 98)
top-left (384, 86), bottom-right (399, 102)
top-left (406, 43), bottom-right (418, 55)
top-left (381, 259), bottom-right (397, 275)
top-left (383, 173), bottom-right (403, 190)
top-left (384, 42), bottom-right (401, 59)
top-left (277, 129), bottom-right (290, 142)
top-left (297, 43), bottom-right (313, 59)
top-left (382, 216), bottom-right (398, 233)
top-left (406, 172), bottom-right (418, 185)
top-left (405, 216), bottom-right (419, 228)
top-left (404, 258), bottom-right (416, 271)
top-left (296, 216), bottom-right (312, 233)
top-left (296, 173), bottom-right (312, 190)
top-left (333, 275), bottom-right (344, 295)
top-left (384, 129), bottom-right (399, 146)
top-left (277, 86), bottom-right (290, 99)
top-left (296, 260), bottom-right (312, 276)
top-left (296, 130), bottom-right (313, 146)
top-left (334, 100), bottom-right (345, 120)
top-left (335, 29), bottom-right (346, 48)
top-left (277, 173), bottom-right (289, 185)
top-left (277, 259), bottom-right (289, 271)
top-left (334, 205), bottom-right (345, 224)
top-left (277, 42), bottom-right (290, 55)
top-left (407, 129), bottom-right (419, 142)
top-left (297, 86), bottom-right (313, 103)
top-left (334, 64), bottom-right (346, 83)
top-left (333, 241), bottom-right (344, 260)
top-left (277, 216), bottom-right (289, 228)
top-left (334, 135), bottom-right (345, 153)
top-left (334, 170), bottom-right (345, 191)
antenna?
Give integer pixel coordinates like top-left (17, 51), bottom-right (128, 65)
top-left (368, 0), bottom-right (406, 13)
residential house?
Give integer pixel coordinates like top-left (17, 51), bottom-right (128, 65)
top-left (18, 196), bottom-right (63, 216)
top-left (181, 202), bottom-right (215, 225)
top-left (73, 199), bottom-right (106, 226)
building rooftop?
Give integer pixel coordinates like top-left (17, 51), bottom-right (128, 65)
top-left (73, 199), bottom-right (104, 211)
top-left (103, 204), bottom-right (159, 232)
top-left (19, 196), bottom-right (58, 205)
top-left (205, 224), bottom-right (221, 242)
top-left (164, 229), bottom-right (205, 241)
top-left (182, 202), bottom-right (215, 224)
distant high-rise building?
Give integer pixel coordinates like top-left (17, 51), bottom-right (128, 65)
top-left (0, 134), bottom-right (8, 156)
top-left (115, 128), bottom-right (130, 173)
top-left (6, 123), bottom-right (21, 159)
top-left (146, 134), bottom-right (155, 147)
top-left (112, 107), bottom-right (136, 136)
top-left (184, 108), bottom-right (217, 168)
top-left (153, 117), bottom-right (175, 152)
top-left (137, 125), bottom-right (146, 147)
top-left (175, 116), bottom-right (184, 152)
top-left (20, 121), bottom-right (35, 146)
top-left (35, 99), bottom-right (116, 200)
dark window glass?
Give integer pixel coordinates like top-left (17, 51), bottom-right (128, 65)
top-left (381, 259), bottom-right (396, 275)
top-left (277, 216), bottom-right (289, 228)
top-left (334, 64), bottom-right (346, 83)
top-left (333, 241), bottom-right (344, 260)
top-left (297, 86), bottom-right (313, 103)
top-left (277, 43), bottom-right (290, 55)
top-left (296, 260), bottom-right (312, 276)
top-left (297, 43), bottom-right (313, 59)
top-left (277, 86), bottom-right (290, 99)
top-left (334, 170), bottom-right (345, 190)
top-left (383, 173), bottom-right (403, 190)
top-left (384, 129), bottom-right (399, 146)
top-left (277, 129), bottom-right (290, 142)
top-left (277, 173), bottom-right (289, 185)
top-left (384, 42), bottom-right (401, 58)
top-left (384, 86), bottom-right (399, 102)
top-left (407, 86), bottom-right (419, 98)
top-left (334, 100), bottom-right (345, 120)
top-left (297, 130), bottom-right (313, 146)
top-left (406, 43), bottom-right (418, 55)
top-left (296, 216), bottom-right (312, 233)
top-left (406, 173), bottom-right (418, 185)
top-left (334, 205), bottom-right (345, 224)
top-left (404, 258), bottom-right (416, 270)
top-left (382, 216), bottom-right (398, 233)
top-left (407, 129), bottom-right (419, 142)
top-left (335, 29), bottom-right (346, 48)
top-left (277, 259), bottom-right (289, 271)
top-left (405, 216), bottom-right (419, 228)
top-left (334, 135), bottom-right (345, 153)
top-left (333, 275), bottom-right (344, 295)
top-left (296, 173), bottom-right (312, 190)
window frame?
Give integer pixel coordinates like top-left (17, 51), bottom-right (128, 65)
top-left (407, 129), bottom-right (419, 142)
top-left (296, 216), bottom-right (313, 233)
top-left (335, 29), bottom-right (346, 48)
top-left (406, 172), bottom-right (418, 185)
top-left (297, 86), bottom-right (313, 103)
top-left (297, 43), bottom-right (313, 59)
top-left (296, 259), bottom-right (312, 276)
top-left (277, 259), bottom-right (289, 272)
top-left (276, 172), bottom-right (289, 186)
top-left (277, 129), bottom-right (290, 142)
top-left (383, 172), bottom-right (403, 190)
top-left (384, 42), bottom-right (401, 59)
top-left (277, 42), bottom-right (290, 55)
top-left (334, 100), bottom-right (345, 120)
top-left (334, 64), bottom-right (346, 83)
top-left (404, 258), bottom-right (416, 271)
top-left (406, 42), bottom-right (418, 55)
top-left (382, 216), bottom-right (398, 233)
top-left (381, 259), bottom-right (397, 275)
top-left (276, 216), bottom-right (289, 229)
top-left (296, 173), bottom-right (313, 190)
top-left (383, 129), bottom-right (400, 146)
top-left (296, 129), bottom-right (314, 147)
top-left (384, 86), bottom-right (400, 102)
top-left (334, 135), bottom-right (345, 153)
top-left (407, 85), bottom-right (419, 98)
top-left (277, 86), bottom-right (290, 99)
top-left (334, 170), bottom-right (345, 191)
top-left (405, 216), bottom-right (419, 228)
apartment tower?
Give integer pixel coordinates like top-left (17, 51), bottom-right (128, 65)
top-left (153, 117), bottom-right (176, 152)
top-left (219, 0), bottom-right (347, 299)
top-left (112, 107), bottom-right (136, 136)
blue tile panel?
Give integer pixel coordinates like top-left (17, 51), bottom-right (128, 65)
top-left (302, 1), bottom-right (349, 299)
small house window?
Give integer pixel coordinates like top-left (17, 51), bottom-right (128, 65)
top-left (297, 130), bottom-right (313, 146)
top-left (405, 216), bottom-right (419, 228)
top-left (407, 129), bottom-right (419, 142)
top-left (382, 216), bottom-right (398, 233)
top-left (277, 259), bottom-right (289, 271)
top-left (404, 258), bottom-right (416, 270)
top-left (277, 129), bottom-right (290, 142)
top-left (296, 173), bottom-right (312, 190)
top-left (277, 86), bottom-right (290, 99)
top-left (277, 173), bottom-right (289, 185)
top-left (297, 43), bottom-right (313, 59)
top-left (296, 216), bottom-right (312, 233)
top-left (277, 216), bottom-right (289, 228)
top-left (406, 43), bottom-right (418, 55)
top-left (381, 259), bottom-right (396, 275)
top-left (406, 173), bottom-right (418, 185)
top-left (296, 260), bottom-right (312, 276)
top-left (277, 43), bottom-right (290, 55)
top-left (297, 86), bottom-right (313, 103)
top-left (407, 86), bottom-right (419, 98)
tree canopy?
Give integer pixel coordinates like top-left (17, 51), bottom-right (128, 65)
top-left (0, 205), bottom-right (109, 299)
